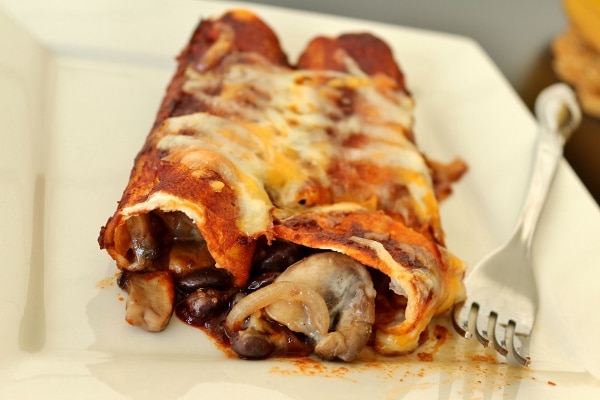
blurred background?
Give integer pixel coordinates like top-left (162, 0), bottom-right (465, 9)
top-left (243, 0), bottom-right (600, 204)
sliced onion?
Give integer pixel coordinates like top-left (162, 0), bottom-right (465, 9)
top-left (265, 300), bottom-right (320, 340)
top-left (225, 281), bottom-right (329, 340)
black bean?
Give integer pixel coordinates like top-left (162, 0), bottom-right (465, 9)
top-left (117, 270), bottom-right (131, 292)
top-left (176, 266), bottom-right (234, 293)
top-left (184, 288), bottom-right (235, 320)
top-left (230, 330), bottom-right (275, 359)
top-left (252, 241), bottom-right (304, 275)
top-left (246, 272), bottom-right (279, 292)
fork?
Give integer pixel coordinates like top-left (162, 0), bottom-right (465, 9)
top-left (452, 83), bottom-right (582, 366)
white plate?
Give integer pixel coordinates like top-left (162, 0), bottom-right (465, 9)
top-left (2, 0), bottom-right (600, 398)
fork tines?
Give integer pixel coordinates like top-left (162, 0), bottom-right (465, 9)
top-left (452, 302), bottom-right (531, 367)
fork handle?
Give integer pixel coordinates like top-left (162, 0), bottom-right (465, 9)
top-left (517, 84), bottom-right (581, 250)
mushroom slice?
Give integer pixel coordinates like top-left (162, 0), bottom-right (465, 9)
top-left (125, 215), bottom-right (159, 271)
top-left (274, 252), bottom-right (376, 361)
top-left (229, 312), bottom-right (313, 359)
top-left (225, 281), bottom-right (330, 359)
top-left (225, 281), bottom-right (330, 340)
top-left (121, 270), bottom-right (175, 332)
top-left (225, 251), bottom-right (376, 361)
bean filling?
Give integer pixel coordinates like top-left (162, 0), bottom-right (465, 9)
top-left (119, 211), bottom-right (383, 361)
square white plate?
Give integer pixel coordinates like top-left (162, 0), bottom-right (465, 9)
top-left (2, 0), bottom-right (600, 398)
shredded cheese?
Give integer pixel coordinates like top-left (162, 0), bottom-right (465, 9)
top-left (156, 57), bottom-right (437, 236)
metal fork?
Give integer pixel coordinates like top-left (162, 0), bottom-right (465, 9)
top-left (452, 83), bottom-right (582, 366)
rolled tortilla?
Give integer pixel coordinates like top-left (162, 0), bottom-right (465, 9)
top-left (99, 9), bottom-right (466, 358)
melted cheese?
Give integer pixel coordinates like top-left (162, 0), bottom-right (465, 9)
top-left (157, 56), bottom-right (438, 235)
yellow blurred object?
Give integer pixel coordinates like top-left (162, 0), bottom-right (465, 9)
top-left (563, 0), bottom-right (600, 53)
top-left (552, 28), bottom-right (600, 118)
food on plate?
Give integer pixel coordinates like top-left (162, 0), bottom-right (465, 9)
top-left (554, 0), bottom-right (600, 118)
top-left (99, 9), bottom-right (467, 361)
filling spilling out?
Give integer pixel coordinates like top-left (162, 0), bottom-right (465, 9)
top-left (117, 210), bottom-right (406, 361)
